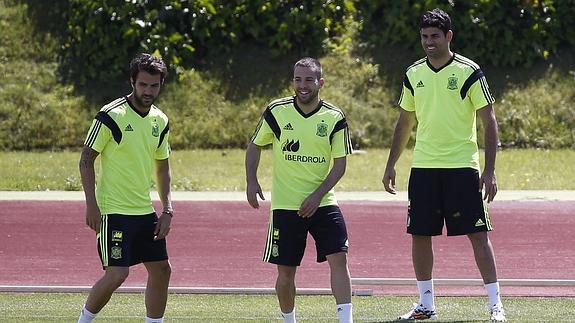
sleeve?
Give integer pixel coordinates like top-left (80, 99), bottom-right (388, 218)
top-left (250, 110), bottom-right (276, 146)
top-left (462, 69), bottom-right (496, 110)
top-left (330, 117), bottom-right (353, 158)
top-left (398, 73), bottom-right (415, 111)
top-left (155, 121), bottom-right (170, 160)
top-left (83, 116), bottom-right (112, 153)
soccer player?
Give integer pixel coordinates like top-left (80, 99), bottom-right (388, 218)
top-left (77, 53), bottom-right (173, 323)
top-left (381, 9), bottom-right (506, 322)
top-left (245, 57), bottom-right (354, 323)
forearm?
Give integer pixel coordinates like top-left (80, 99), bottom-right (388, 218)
top-left (478, 105), bottom-right (499, 173)
top-left (312, 158), bottom-right (346, 198)
top-left (386, 113), bottom-right (415, 169)
top-left (245, 143), bottom-right (261, 184)
top-left (79, 147), bottom-right (98, 206)
top-left (483, 117), bottom-right (498, 172)
top-left (156, 159), bottom-right (173, 212)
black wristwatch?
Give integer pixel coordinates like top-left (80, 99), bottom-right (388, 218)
top-left (162, 210), bottom-right (173, 218)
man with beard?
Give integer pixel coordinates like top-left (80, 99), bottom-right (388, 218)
top-left (382, 9), bottom-right (506, 322)
top-left (246, 57), bottom-right (354, 323)
top-left (78, 53), bottom-right (173, 323)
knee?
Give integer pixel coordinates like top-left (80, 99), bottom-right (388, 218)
top-left (159, 262), bottom-right (172, 278)
top-left (327, 252), bottom-right (348, 270)
top-left (149, 261), bottom-right (172, 280)
top-left (276, 267), bottom-right (296, 287)
top-left (467, 232), bottom-right (489, 245)
top-left (105, 268), bottom-right (129, 286)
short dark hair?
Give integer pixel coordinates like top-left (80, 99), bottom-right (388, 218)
top-left (420, 8), bottom-right (451, 35)
top-left (129, 53), bottom-right (168, 83)
top-left (294, 57), bottom-right (322, 79)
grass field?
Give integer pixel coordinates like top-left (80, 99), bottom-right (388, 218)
top-left (1, 293), bottom-right (574, 322)
top-left (1, 149), bottom-right (574, 191)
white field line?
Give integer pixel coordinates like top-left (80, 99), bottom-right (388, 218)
top-left (1, 278), bottom-right (574, 294)
top-left (1, 190), bottom-right (574, 201)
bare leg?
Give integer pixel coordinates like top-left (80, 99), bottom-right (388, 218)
top-left (326, 252), bottom-right (352, 304)
top-left (412, 235), bottom-right (433, 280)
top-left (143, 260), bottom-right (172, 318)
top-left (85, 267), bottom-right (129, 313)
top-left (276, 265), bottom-right (297, 313)
top-left (467, 232), bottom-right (498, 283)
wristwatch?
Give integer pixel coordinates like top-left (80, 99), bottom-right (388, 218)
top-left (162, 209), bottom-right (173, 217)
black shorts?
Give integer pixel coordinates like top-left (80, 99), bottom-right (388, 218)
top-left (407, 168), bottom-right (493, 236)
top-left (97, 213), bottom-right (168, 268)
top-left (262, 205), bottom-right (349, 266)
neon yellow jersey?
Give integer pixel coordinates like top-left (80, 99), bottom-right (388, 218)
top-left (84, 97), bottom-right (170, 215)
top-left (251, 96), bottom-right (353, 210)
top-left (398, 54), bottom-right (495, 170)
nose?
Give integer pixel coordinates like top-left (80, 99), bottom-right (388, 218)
top-left (143, 86), bottom-right (153, 95)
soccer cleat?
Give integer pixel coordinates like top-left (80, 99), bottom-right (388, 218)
top-left (489, 303), bottom-right (507, 322)
top-left (398, 303), bottom-right (438, 321)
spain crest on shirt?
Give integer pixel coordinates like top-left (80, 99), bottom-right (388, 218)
top-left (316, 122), bottom-right (328, 137)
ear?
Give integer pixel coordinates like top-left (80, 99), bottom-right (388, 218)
top-left (446, 30), bottom-right (454, 42)
top-left (319, 78), bottom-right (325, 88)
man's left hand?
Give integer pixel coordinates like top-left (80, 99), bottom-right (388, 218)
top-left (480, 170), bottom-right (498, 203)
top-left (154, 211), bottom-right (172, 240)
top-left (298, 193), bottom-right (322, 218)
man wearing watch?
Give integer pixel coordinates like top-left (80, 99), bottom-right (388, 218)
top-left (77, 53), bottom-right (173, 323)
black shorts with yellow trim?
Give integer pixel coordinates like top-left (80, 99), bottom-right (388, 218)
top-left (407, 168), bottom-right (493, 236)
top-left (97, 213), bottom-right (168, 269)
top-left (262, 205), bottom-right (349, 266)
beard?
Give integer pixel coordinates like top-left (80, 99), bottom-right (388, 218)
top-left (295, 88), bottom-right (319, 105)
top-left (133, 91), bottom-right (156, 109)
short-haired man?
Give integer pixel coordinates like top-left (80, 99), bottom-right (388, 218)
top-left (246, 57), bottom-right (354, 323)
top-left (78, 53), bottom-right (173, 323)
top-left (382, 9), bottom-right (506, 322)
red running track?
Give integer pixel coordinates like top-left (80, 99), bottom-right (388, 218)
top-left (1, 200), bottom-right (574, 296)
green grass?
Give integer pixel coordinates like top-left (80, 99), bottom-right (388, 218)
top-left (0, 149), bottom-right (574, 191)
top-left (0, 293), bottom-right (574, 322)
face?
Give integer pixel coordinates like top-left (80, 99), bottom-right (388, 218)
top-left (293, 66), bottom-right (324, 105)
top-left (131, 71), bottom-right (162, 109)
top-left (420, 27), bottom-right (452, 59)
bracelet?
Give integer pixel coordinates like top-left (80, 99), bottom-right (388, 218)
top-left (162, 210), bottom-right (173, 217)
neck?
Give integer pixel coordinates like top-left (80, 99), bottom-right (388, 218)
top-left (297, 97), bottom-right (320, 114)
top-left (428, 51), bottom-right (453, 69)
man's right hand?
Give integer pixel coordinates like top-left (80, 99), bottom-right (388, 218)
top-left (382, 167), bottom-right (397, 194)
top-left (85, 203), bottom-right (101, 232)
top-left (246, 181), bottom-right (265, 209)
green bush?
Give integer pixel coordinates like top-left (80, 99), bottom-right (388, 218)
top-left (357, 0), bottom-right (563, 67)
top-left (25, 0), bottom-right (356, 84)
top-left (497, 72), bottom-right (575, 149)
top-left (0, 1), bottom-right (90, 150)
top-left (158, 70), bottom-right (267, 149)
top-left (2, 0), bottom-right (574, 151)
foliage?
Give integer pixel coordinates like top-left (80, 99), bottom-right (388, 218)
top-left (23, 0), bottom-right (356, 83)
top-left (1, 0), bottom-right (574, 151)
top-left (158, 70), bottom-right (266, 149)
top-left (0, 1), bottom-right (90, 151)
top-left (357, 0), bottom-right (567, 67)
top-left (497, 72), bottom-right (575, 148)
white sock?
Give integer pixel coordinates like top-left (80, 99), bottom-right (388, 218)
top-left (485, 282), bottom-right (502, 307)
top-left (417, 279), bottom-right (435, 310)
top-left (77, 304), bottom-right (97, 323)
top-left (281, 309), bottom-right (296, 323)
top-left (145, 317), bottom-right (164, 323)
top-left (337, 303), bottom-right (353, 323)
